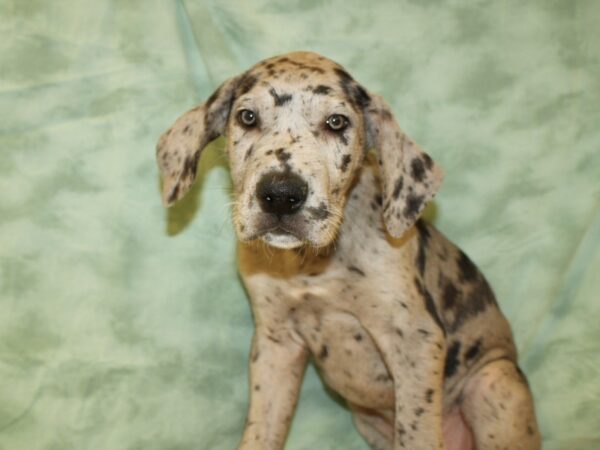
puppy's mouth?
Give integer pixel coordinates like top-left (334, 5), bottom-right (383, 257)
top-left (262, 226), bottom-right (304, 249)
top-left (256, 213), bottom-right (307, 248)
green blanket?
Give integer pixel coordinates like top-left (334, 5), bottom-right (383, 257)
top-left (1, 1), bottom-right (598, 449)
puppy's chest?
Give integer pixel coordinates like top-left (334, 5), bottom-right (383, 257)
top-left (283, 278), bottom-right (396, 409)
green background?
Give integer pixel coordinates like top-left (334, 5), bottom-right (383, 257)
top-left (1, 1), bottom-right (599, 449)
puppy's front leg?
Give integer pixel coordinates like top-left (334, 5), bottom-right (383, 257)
top-left (371, 321), bottom-right (446, 450)
top-left (238, 327), bottom-right (308, 450)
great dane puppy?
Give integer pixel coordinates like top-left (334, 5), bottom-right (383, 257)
top-left (156, 51), bottom-right (540, 450)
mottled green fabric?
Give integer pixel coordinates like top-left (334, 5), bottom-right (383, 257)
top-left (1, 1), bottom-right (598, 449)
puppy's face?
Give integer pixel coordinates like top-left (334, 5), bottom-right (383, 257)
top-left (156, 52), bottom-right (442, 249)
top-left (225, 55), bottom-right (368, 249)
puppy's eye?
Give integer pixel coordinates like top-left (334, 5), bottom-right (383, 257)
top-left (326, 114), bottom-right (349, 132)
top-left (238, 109), bottom-right (258, 127)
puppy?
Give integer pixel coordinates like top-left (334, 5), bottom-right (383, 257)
top-left (156, 51), bottom-right (540, 450)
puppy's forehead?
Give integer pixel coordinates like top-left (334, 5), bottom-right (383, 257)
top-left (235, 52), bottom-right (368, 109)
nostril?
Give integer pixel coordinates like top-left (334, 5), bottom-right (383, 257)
top-left (288, 194), bottom-right (303, 211)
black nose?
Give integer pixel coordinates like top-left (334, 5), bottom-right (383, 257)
top-left (256, 172), bottom-right (308, 216)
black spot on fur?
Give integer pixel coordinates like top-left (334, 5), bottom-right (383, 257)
top-left (319, 344), bottom-right (329, 359)
top-left (392, 176), bottom-right (404, 199)
top-left (422, 152), bottom-right (433, 170)
top-left (423, 289), bottom-right (445, 335)
top-left (205, 86), bottom-right (222, 109)
top-left (442, 270), bottom-right (497, 333)
top-left (313, 84), bottom-right (332, 95)
top-left (341, 154), bottom-right (352, 172)
top-left (464, 339), bottom-right (482, 362)
top-left (237, 74), bottom-right (258, 96)
top-left (333, 67), bottom-right (354, 85)
top-left (205, 128), bottom-right (220, 144)
top-left (411, 158), bottom-right (426, 182)
top-left (269, 88), bottom-right (293, 106)
top-left (275, 148), bottom-right (291, 163)
top-left (416, 248), bottom-right (426, 276)
top-left (457, 250), bottom-right (478, 282)
top-left (306, 202), bottom-right (329, 220)
top-left (333, 68), bottom-right (371, 108)
top-left (354, 333), bottom-right (363, 341)
top-left (339, 132), bottom-right (349, 146)
top-left (244, 145), bottom-right (254, 161)
top-left (425, 389), bottom-right (434, 404)
top-left (348, 265), bottom-right (366, 277)
top-left (181, 150), bottom-right (201, 181)
top-left (353, 85), bottom-right (371, 108)
top-left (415, 220), bottom-right (430, 276)
top-left (397, 422), bottom-right (406, 447)
top-left (374, 194), bottom-right (383, 206)
top-left (466, 276), bottom-right (497, 312)
top-left (415, 219), bottom-right (431, 238)
top-left (383, 199), bottom-right (391, 213)
top-left (442, 280), bottom-right (459, 310)
top-left (414, 277), bottom-right (446, 335)
top-left (167, 183), bottom-right (180, 204)
top-left (444, 341), bottom-right (461, 378)
top-left (403, 193), bottom-right (424, 219)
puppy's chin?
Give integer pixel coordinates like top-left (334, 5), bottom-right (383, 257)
top-left (261, 231), bottom-right (304, 249)
top-left (234, 212), bottom-right (342, 250)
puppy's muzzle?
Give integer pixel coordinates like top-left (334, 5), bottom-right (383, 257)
top-left (256, 172), bottom-right (308, 217)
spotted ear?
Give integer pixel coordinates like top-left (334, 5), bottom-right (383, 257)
top-left (156, 76), bottom-right (242, 207)
top-left (364, 93), bottom-right (443, 238)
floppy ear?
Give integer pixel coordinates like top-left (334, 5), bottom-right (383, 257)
top-left (156, 76), bottom-right (242, 206)
top-left (364, 93), bottom-right (443, 238)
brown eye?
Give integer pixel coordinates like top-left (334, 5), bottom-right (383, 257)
top-left (238, 109), bottom-right (257, 127)
top-left (326, 114), bottom-right (349, 132)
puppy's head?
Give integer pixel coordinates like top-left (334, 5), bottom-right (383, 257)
top-left (157, 51), bottom-right (442, 249)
